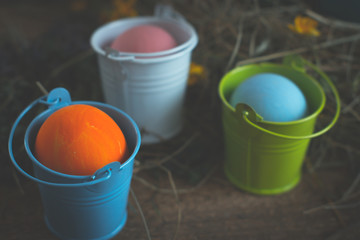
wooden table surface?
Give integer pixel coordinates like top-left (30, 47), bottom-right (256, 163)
top-left (1, 166), bottom-right (359, 240)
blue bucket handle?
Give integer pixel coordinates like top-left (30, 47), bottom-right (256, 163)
top-left (239, 57), bottom-right (341, 140)
top-left (8, 88), bottom-right (112, 187)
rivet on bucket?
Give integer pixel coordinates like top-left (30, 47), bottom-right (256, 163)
top-left (219, 58), bottom-right (340, 195)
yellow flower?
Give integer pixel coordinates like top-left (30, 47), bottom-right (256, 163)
top-left (188, 62), bottom-right (206, 86)
top-left (70, 0), bottom-right (87, 11)
top-left (288, 16), bottom-right (320, 37)
top-left (104, 0), bottom-right (138, 22)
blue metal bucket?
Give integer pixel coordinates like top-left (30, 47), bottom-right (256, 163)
top-left (8, 88), bottom-right (141, 240)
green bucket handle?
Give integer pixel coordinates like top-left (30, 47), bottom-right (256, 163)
top-left (238, 57), bottom-right (341, 140)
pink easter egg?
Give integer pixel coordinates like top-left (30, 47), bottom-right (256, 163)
top-left (110, 24), bottom-right (177, 53)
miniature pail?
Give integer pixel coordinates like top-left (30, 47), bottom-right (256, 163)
top-left (8, 88), bottom-right (141, 240)
top-left (219, 58), bottom-right (340, 195)
top-left (90, 5), bottom-right (198, 144)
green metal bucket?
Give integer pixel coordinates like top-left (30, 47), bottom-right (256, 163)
top-left (219, 58), bottom-right (340, 195)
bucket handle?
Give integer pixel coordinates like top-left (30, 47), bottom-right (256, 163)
top-left (154, 4), bottom-right (188, 24)
top-left (239, 58), bottom-right (341, 140)
top-left (8, 90), bottom-right (112, 187)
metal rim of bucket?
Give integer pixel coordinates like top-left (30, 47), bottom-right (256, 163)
top-left (90, 16), bottom-right (198, 63)
top-left (219, 59), bottom-right (341, 140)
top-left (8, 89), bottom-right (141, 187)
top-left (219, 64), bottom-right (326, 125)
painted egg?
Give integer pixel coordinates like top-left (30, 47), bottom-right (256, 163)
top-left (110, 24), bottom-right (177, 53)
top-left (35, 104), bottom-right (128, 176)
top-left (229, 73), bottom-right (308, 122)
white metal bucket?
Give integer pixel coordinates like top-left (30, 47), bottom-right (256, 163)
top-left (90, 6), bottom-right (198, 144)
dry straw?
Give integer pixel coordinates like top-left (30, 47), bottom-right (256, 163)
top-left (5, 0), bottom-right (360, 238)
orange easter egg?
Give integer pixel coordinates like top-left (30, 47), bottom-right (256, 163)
top-left (35, 104), bottom-right (128, 175)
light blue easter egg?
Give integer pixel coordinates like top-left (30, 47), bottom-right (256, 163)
top-left (229, 73), bottom-right (308, 122)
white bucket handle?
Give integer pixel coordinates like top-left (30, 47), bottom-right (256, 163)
top-left (103, 3), bottom-right (190, 61)
top-left (154, 4), bottom-right (188, 24)
top-left (8, 89), bottom-right (113, 187)
top-left (104, 47), bottom-right (136, 61)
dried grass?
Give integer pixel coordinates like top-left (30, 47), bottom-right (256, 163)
top-left (2, 0), bottom-right (360, 238)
